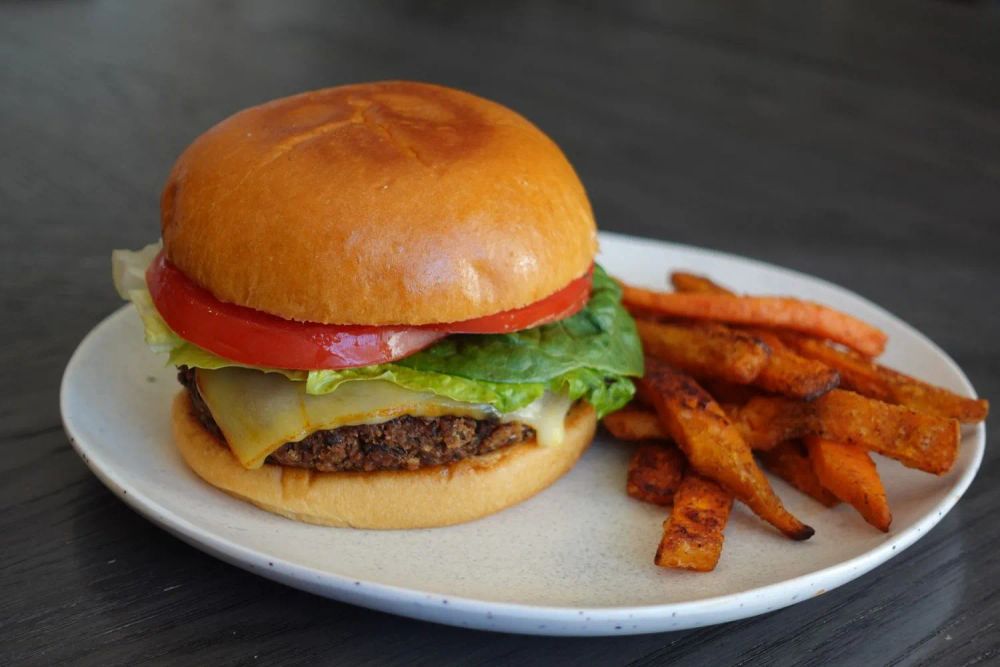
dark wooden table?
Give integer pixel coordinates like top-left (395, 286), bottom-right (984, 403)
top-left (3, 1), bottom-right (998, 664)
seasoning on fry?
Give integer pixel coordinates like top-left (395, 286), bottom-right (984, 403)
top-left (621, 284), bottom-right (887, 356)
top-left (757, 441), bottom-right (839, 508)
top-left (627, 443), bottom-right (686, 506)
top-left (639, 359), bottom-right (814, 540)
top-left (806, 437), bottom-right (891, 532)
top-left (655, 472), bottom-right (733, 572)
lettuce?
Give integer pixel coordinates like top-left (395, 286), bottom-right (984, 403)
top-left (113, 248), bottom-right (642, 417)
top-left (304, 364), bottom-right (545, 413)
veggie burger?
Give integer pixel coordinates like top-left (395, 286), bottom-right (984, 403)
top-left (113, 81), bottom-right (642, 528)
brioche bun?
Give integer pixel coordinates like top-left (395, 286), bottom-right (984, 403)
top-left (172, 392), bottom-right (597, 529)
top-left (161, 81), bottom-right (597, 325)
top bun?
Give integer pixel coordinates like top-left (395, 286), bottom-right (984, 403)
top-left (160, 81), bottom-right (597, 325)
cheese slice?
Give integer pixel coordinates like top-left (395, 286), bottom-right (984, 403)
top-left (195, 367), bottom-right (573, 468)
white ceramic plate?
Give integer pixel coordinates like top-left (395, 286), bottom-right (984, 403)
top-left (61, 232), bottom-right (985, 636)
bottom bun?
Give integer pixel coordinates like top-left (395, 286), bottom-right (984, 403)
top-left (172, 392), bottom-right (596, 529)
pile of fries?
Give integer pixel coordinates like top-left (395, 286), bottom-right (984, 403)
top-left (604, 271), bottom-right (988, 572)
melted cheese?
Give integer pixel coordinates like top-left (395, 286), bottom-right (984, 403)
top-left (195, 367), bottom-right (572, 469)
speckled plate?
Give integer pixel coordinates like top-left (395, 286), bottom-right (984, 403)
top-left (61, 232), bottom-right (986, 636)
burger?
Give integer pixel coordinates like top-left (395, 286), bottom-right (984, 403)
top-left (112, 81), bottom-right (643, 528)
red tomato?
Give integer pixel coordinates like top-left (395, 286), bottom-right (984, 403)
top-left (432, 268), bottom-right (592, 334)
top-left (146, 253), bottom-right (592, 370)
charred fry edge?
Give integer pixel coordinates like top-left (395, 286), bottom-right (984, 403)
top-left (627, 443), bottom-right (686, 506)
top-left (640, 359), bottom-right (814, 541)
top-left (731, 390), bottom-right (960, 475)
top-left (749, 329), bottom-right (840, 401)
top-left (655, 471), bottom-right (733, 572)
top-left (782, 334), bottom-right (988, 423)
top-left (636, 319), bottom-right (771, 385)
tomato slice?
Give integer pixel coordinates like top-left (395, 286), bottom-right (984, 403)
top-left (147, 254), bottom-right (446, 370)
top-left (147, 253), bottom-right (592, 370)
top-left (431, 268), bottom-right (592, 334)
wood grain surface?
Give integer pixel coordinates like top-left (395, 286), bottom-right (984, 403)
top-left (2, 1), bottom-right (997, 665)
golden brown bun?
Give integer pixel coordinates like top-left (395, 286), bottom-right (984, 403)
top-left (172, 392), bottom-right (596, 528)
top-left (161, 81), bottom-right (597, 325)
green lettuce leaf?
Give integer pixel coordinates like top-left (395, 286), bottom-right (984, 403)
top-left (303, 269), bottom-right (644, 415)
top-left (113, 248), bottom-right (642, 417)
top-left (396, 267), bottom-right (642, 383)
top-left (305, 364), bottom-right (545, 413)
top-left (168, 344), bottom-right (306, 381)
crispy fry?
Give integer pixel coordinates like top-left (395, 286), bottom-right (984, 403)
top-left (731, 390), bottom-right (960, 474)
top-left (669, 273), bottom-right (861, 400)
top-left (880, 365), bottom-right (989, 423)
top-left (805, 437), bottom-right (892, 532)
top-left (627, 443), bottom-right (686, 505)
top-left (669, 272), bottom-right (980, 417)
top-left (670, 272), bottom-right (732, 295)
top-left (749, 329), bottom-right (840, 400)
top-left (620, 283), bottom-right (887, 356)
top-left (728, 395), bottom-right (813, 448)
top-left (782, 334), bottom-right (988, 423)
top-left (655, 472), bottom-right (733, 571)
top-left (779, 333), bottom-right (889, 395)
top-left (625, 271), bottom-right (973, 570)
top-left (667, 275), bottom-right (842, 400)
top-left (639, 359), bottom-right (814, 540)
top-left (606, 404), bottom-right (785, 447)
top-left (636, 319), bottom-right (771, 384)
top-left (603, 408), bottom-right (667, 441)
top-left (757, 441), bottom-right (839, 508)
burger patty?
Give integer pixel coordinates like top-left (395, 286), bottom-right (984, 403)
top-left (178, 368), bottom-right (535, 472)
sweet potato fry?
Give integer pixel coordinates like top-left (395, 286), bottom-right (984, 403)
top-left (757, 441), bottom-right (839, 507)
top-left (614, 395), bottom-right (956, 476)
top-left (636, 319), bottom-right (771, 384)
top-left (782, 334), bottom-right (988, 423)
top-left (728, 394), bottom-right (810, 448)
top-left (779, 333), bottom-right (889, 396)
top-left (880, 365), bottom-right (989, 423)
top-left (669, 274), bottom-right (844, 400)
top-left (627, 443), bottom-right (686, 505)
top-left (619, 283), bottom-right (887, 356)
top-left (806, 437), bottom-right (891, 532)
top-left (670, 272), bottom-right (732, 295)
top-left (749, 329), bottom-right (840, 400)
top-left (603, 408), bottom-right (667, 441)
top-left (639, 359), bottom-right (814, 540)
top-left (731, 390), bottom-right (960, 474)
top-left (655, 472), bottom-right (733, 571)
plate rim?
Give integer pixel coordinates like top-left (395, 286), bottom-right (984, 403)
top-left (61, 232), bottom-right (987, 635)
